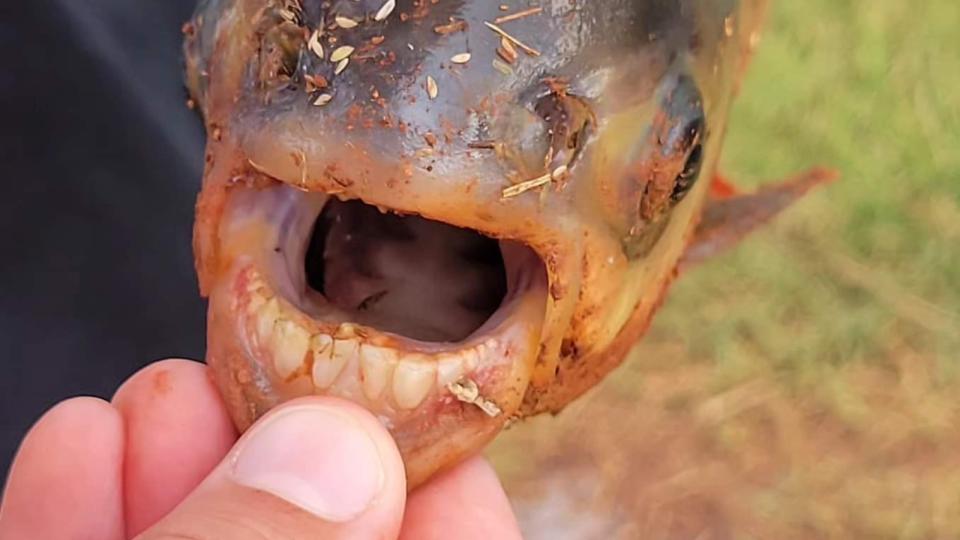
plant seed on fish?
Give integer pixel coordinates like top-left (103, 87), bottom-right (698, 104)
top-left (335, 16), bottom-right (358, 29)
top-left (483, 21), bottom-right (540, 56)
top-left (308, 29), bottom-right (324, 59)
top-left (374, 0), bottom-right (395, 22)
top-left (492, 58), bottom-right (513, 75)
top-left (330, 45), bottom-right (354, 63)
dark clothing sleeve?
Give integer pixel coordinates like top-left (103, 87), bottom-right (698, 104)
top-left (0, 0), bottom-right (206, 475)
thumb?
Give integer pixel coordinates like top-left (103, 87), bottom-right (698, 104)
top-left (138, 397), bottom-right (406, 540)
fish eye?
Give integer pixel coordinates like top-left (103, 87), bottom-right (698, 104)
top-left (634, 78), bottom-right (706, 219)
top-left (672, 140), bottom-right (704, 202)
top-left (618, 75), bottom-right (707, 258)
top-left (661, 82), bottom-right (705, 205)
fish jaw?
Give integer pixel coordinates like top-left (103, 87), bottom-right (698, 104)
top-left (205, 183), bottom-right (549, 486)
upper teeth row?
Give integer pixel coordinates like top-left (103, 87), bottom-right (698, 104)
top-left (239, 270), bottom-right (488, 412)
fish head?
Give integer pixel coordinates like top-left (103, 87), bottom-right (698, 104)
top-left (185, 0), bottom-right (785, 486)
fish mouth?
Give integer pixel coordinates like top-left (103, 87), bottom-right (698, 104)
top-left (212, 181), bottom-right (548, 429)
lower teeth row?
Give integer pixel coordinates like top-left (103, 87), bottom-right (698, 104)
top-left (239, 268), bottom-right (496, 411)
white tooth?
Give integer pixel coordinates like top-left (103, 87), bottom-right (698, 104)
top-left (312, 337), bottom-right (353, 389)
top-left (335, 323), bottom-right (359, 339)
top-left (435, 354), bottom-right (465, 388)
top-left (245, 279), bottom-right (272, 307)
top-left (459, 347), bottom-right (480, 372)
top-left (256, 298), bottom-right (280, 349)
top-left (246, 292), bottom-right (267, 315)
top-left (360, 345), bottom-right (396, 401)
top-left (333, 339), bottom-right (360, 362)
top-left (271, 319), bottom-right (310, 378)
top-left (392, 356), bottom-right (436, 409)
top-left (247, 280), bottom-right (269, 296)
top-left (245, 275), bottom-right (266, 294)
top-left (309, 334), bottom-right (333, 388)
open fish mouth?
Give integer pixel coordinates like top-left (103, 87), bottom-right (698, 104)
top-left (210, 179), bottom-right (548, 460)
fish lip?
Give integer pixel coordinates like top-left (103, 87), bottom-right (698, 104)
top-left (211, 180), bottom-right (549, 416)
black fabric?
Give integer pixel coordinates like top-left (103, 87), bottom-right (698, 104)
top-left (0, 1), bottom-right (206, 475)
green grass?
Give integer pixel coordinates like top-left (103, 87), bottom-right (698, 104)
top-left (490, 1), bottom-right (960, 537)
top-left (654, 0), bottom-right (960, 395)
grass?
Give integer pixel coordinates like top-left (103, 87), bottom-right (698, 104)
top-left (488, 1), bottom-right (960, 538)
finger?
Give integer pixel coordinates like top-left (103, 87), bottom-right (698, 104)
top-left (140, 397), bottom-right (406, 540)
top-left (400, 456), bottom-right (522, 540)
top-left (112, 358), bottom-right (237, 537)
top-left (0, 397), bottom-right (125, 540)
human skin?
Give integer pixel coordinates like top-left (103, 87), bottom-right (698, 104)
top-left (0, 359), bottom-right (520, 539)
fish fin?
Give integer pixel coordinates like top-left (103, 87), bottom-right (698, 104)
top-left (680, 167), bottom-right (839, 270)
top-left (709, 174), bottom-right (740, 199)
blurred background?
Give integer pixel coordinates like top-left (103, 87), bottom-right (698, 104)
top-left (0, 0), bottom-right (206, 474)
top-left (2, 1), bottom-right (958, 538)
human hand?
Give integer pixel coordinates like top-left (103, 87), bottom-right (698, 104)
top-left (0, 359), bottom-right (521, 539)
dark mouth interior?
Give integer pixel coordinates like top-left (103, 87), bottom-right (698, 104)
top-left (305, 199), bottom-right (508, 343)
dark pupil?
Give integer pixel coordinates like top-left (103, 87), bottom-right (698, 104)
top-left (672, 142), bottom-right (703, 202)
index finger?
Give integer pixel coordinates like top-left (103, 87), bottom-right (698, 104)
top-left (112, 358), bottom-right (238, 537)
top-left (400, 456), bottom-right (522, 540)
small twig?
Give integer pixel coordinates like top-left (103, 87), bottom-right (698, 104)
top-left (483, 21), bottom-right (541, 57)
top-left (501, 172), bottom-right (551, 198)
top-left (494, 6), bottom-right (543, 24)
top-left (448, 379), bottom-right (502, 417)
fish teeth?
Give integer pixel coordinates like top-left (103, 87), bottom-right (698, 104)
top-left (309, 335), bottom-right (337, 387)
top-left (245, 291), bottom-right (267, 315)
top-left (271, 319), bottom-right (310, 378)
top-left (244, 272), bottom-right (267, 294)
top-left (335, 323), bottom-right (360, 339)
top-left (313, 336), bottom-right (360, 389)
top-left (359, 344), bottom-right (396, 401)
top-left (435, 354), bottom-right (465, 388)
top-left (332, 339), bottom-right (360, 367)
top-left (459, 346), bottom-right (480, 372)
top-left (392, 355), bottom-right (436, 409)
top-left (255, 298), bottom-right (280, 349)
top-left (242, 272), bottom-right (493, 411)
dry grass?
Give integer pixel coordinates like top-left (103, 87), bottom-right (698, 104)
top-left (493, 340), bottom-right (960, 539)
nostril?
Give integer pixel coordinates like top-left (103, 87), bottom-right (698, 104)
top-left (491, 80), bottom-right (596, 183)
top-left (533, 80), bottom-right (596, 172)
